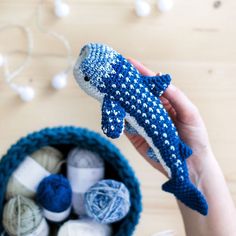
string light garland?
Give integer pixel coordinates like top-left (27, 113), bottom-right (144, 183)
top-left (0, 0), bottom-right (73, 102)
top-left (134, 0), bottom-right (174, 17)
top-left (135, 0), bottom-right (151, 17)
top-left (0, 24), bottom-right (35, 102)
top-left (37, 0), bottom-right (73, 90)
top-left (157, 0), bottom-right (174, 12)
top-left (54, 0), bottom-right (70, 18)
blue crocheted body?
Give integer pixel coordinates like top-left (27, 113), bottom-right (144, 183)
top-left (73, 43), bottom-right (208, 215)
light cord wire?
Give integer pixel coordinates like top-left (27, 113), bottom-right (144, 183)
top-left (36, 0), bottom-right (73, 76)
top-left (0, 24), bottom-right (33, 84)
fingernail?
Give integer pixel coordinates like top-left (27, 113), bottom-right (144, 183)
top-left (125, 122), bottom-right (138, 135)
top-left (146, 147), bottom-right (160, 163)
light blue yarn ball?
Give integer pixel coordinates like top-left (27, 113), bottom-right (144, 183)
top-left (84, 179), bottom-right (131, 224)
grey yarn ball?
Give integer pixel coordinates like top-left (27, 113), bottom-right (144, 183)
top-left (6, 146), bottom-right (63, 200)
top-left (67, 148), bottom-right (105, 216)
top-left (67, 148), bottom-right (104, 168)
top-left (3, 196), bottom-right (45, 236)
top-left (85, 179), bottom-right (131, 224)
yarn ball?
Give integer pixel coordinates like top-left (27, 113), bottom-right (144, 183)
top-left (58, 219), bottom-right (112, 236)
top-left (36, 174), bottom-right (72, 222)
top-left (67, 148), bottom-right (105, 215)
top-left (85, 179), bottom-right (131, 224)
top-left (6, 146), bottom-right (63, 200)
top-left (67, 148), bottom-right (104, 168)
top-left (3, 195), bottom-right (49, 236)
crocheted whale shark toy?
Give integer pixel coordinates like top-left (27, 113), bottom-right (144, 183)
top-left (73, 43), bottom-right (208, 215)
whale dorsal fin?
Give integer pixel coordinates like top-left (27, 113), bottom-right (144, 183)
top-left (179, 140), bottom-right (192, 159)
top-left (142, 74), bottom-right (171, 97)
top-left (101, 95), bottom-right (126, 139)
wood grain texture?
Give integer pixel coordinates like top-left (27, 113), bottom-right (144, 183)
top-left (0, 0), bottom-right (235, 235)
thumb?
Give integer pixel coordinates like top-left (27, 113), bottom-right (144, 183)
top-left (163, 85), bottom-right (200, 125)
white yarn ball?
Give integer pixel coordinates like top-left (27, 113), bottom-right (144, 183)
top-left (151, 230), bottom-right (175, 236)
top-left (0, 54), bottom-right (5, 67)
top-left (19, 86), bottom-right (35, 102)
top-left (51, 73), bottom-right (67, 90)
top-left (135, 0), bottom-right (151, 17)
top-left (58, 219), bottom-right (112, 236)
top-left (54, 2), bottom-right (70, 18)
top-left (157, 0), bottom-right (174, 12)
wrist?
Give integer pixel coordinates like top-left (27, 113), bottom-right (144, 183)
top-left (187, 147), bottom-right (216, 186)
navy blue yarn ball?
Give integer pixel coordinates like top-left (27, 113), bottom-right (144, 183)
top-left (36, 174), bottom-right (72, 213)
top-left (85, 179), bottom-right (131, 224)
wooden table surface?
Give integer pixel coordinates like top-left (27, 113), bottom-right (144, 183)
top-left (0, 0), bottom-right (236, 235)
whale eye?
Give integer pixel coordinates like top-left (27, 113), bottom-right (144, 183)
top-left (84, 76), bottom-right (90, 82)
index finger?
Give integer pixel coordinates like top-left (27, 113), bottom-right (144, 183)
top-left (128, 58), bottom-right (156, 76)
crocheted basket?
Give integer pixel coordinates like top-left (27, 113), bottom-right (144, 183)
top-left (0, 126), bottom-right (142, 236)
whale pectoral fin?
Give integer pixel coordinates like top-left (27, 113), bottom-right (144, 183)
top-left (162, 178), bottom-right (208, 215)
top-left (179, 140), bottom-right (193, 159)
top-left (142, 74), bottom-right (171, 96)
top-left (101, 96), bottom-right (126, 139)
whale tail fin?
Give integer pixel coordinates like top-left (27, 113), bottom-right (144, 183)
top-left (162, 178), bottom-right (208, 215)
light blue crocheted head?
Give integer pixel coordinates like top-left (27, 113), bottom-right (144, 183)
top-left (73, 43), bottom-right (120, 101)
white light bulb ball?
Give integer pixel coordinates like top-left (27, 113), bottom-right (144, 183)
top-left (52, 73), bottom-right (67, 90)
top-left (19, 86), bottom-right (35, 102)
top-left (55, 2), bottom-right (70, 18)
top-left (0, 54), bottom-right (5, 67)
top-left (135, 0), bottom-right (151, 17)
top-left (157, 0), bottom-right (174, 12)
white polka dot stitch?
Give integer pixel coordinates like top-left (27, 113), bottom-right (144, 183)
top-left (73, 43), bottom-right (208, 216)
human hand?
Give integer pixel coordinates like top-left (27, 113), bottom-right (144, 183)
top-left (125, 59), bottom-right (213, 181)
top-left (124, 59), bottom-right (236, 236)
